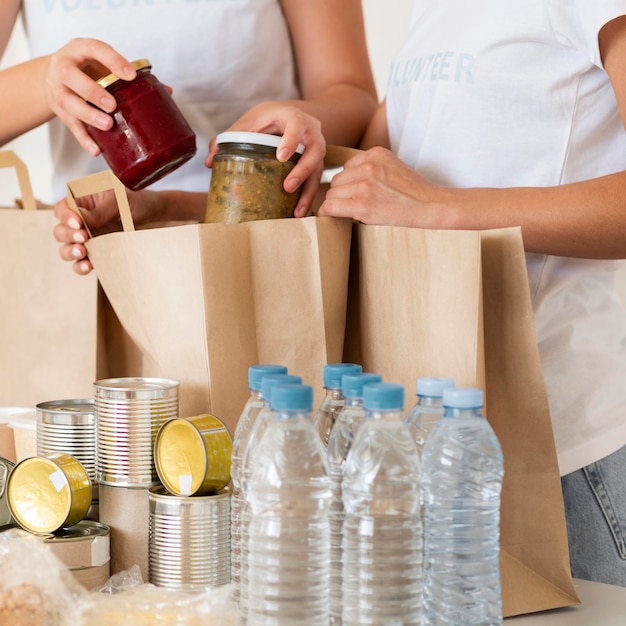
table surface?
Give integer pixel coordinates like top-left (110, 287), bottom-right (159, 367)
top-left (506, 579), bottom-right (626, 625)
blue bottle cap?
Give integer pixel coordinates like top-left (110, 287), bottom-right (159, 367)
top-left (248, 364), bottom-right (288, 391)
top-left (416, 376), bottom-right (455, 397)
top-left (323, 363), bottom-right (363, 388)
top-left (260, 374), bottom-right (302, 401)
top-left (363, 382), bottom-right (405, 411)
top-left (271, 383), bottom-right (314, 413)
top-left (342, 372), bottom-right (383, 399)
top-left (443, 387), bottom-right (484, 409)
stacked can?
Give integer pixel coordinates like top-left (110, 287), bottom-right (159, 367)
top-left (94, 377), bottom-right (180, 580)
top-left (150, 413), bottom-right (232, 590)
top-left (36, 399), bottom-right (98, 518)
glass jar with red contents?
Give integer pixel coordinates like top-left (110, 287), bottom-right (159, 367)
top-left (87, 59), bottom-right (197, 190)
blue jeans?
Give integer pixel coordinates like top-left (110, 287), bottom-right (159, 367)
top-left (561, 445), bottom-right (626, 586)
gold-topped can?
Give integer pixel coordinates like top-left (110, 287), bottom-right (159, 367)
top-left (154, 414), bottom-right (232, 496)
top-left (7, 452), bottom-right (91, 533)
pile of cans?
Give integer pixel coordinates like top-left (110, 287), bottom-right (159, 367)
top-left (2, 376), bottom-right (233, 593)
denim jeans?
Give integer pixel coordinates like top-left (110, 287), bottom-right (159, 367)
top-left (561, 445), bottom-right (626, 586)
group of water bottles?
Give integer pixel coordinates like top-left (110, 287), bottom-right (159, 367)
top-left (229, 362), bottom-right (505, 625)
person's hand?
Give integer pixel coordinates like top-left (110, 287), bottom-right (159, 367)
top-left (53, 188), bottom-right (161, 275)
top-left (206, 102), bottom-right (326, 218)
top-left (318, 146), bottom-right (450, 228)
top-left (43, 39), bottom-right (136, 156)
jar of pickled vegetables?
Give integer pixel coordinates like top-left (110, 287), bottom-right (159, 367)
top-left (86, 59), bottom-right (197, 191)
top-left (204, 131), bottom-right (304, 224)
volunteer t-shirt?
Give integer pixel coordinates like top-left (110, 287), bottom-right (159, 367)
top-left (386, 0), bottom-right (626, 475)
top-left (22, 0), bottom-right (299, 199)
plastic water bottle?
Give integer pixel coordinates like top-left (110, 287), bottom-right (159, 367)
top-left (405, 376), bottom-right (455, 454)
top-left (238, 372), bottom-right (302, 622)
top-left (247, 383), bottom-right (332, 625)
top-left (327, 372), bottom-right (382, 626)
top-left (342, 382), bottom-right (422, 625)
top-left (313, 362), bottom-right (362, 446)
top-left (231, 364), bottom-right (287, 606)
top-left (422, 387), bottom-right (504, 625)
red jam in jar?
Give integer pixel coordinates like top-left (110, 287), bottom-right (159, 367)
top-left (87, 59), bottom-right (197, 190)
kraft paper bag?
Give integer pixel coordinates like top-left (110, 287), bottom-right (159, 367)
top-left (343, 224), bottom-right (580, 618)
top-left (66, 170), bottom-right (352, 434)
top-left (0, 151), bottom-right (103, 408)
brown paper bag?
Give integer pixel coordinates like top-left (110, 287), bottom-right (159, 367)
top-left (66, 170), bottom-right (353, 434)
top-left (343, 224), bottom-right (580, 618)
top-left (0, 151), bottom-right (103, 407)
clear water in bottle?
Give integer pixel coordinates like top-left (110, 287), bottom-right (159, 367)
top-left (422, 387), bottom-right (504, 625)
top-left (247, 383), bottom-right (332, 625)
top-left (239, 373), bottom-right (302, 622)
top-left (231, 364), bottom-right (287, 608)
top-left (342, 382), bottom-right (422, 626)
top-left (405, 376), bottom-right (455, 454)
top-left (313, 363), bottom-right (362, 446)
top-left (326, 372), bottom-right (382, 626)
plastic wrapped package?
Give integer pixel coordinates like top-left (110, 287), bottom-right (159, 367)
top-left (0, 530), bottom-right (239, 625)
top-left (80, 566), bottom-right (239, 625)
top-left (0, 528), bottom-right (84, 626)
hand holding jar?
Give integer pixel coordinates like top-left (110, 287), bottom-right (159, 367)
top-left (206, 102), bottom-right (328, 219)
top-left (40, 38), bottom-right (138, 155)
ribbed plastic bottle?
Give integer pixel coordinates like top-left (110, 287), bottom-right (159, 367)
top-left (247, 383), bottom-right (332, 625)
top-left (422, 387), bottom-right (504, 625)
top-left (238, 372), bottom-right (302, 623)
top-left (230, 364), bottom-right (288, 608)
top-left (405, 376), bottom-right (455, 455)
top-left (342, 382), bottom-right (422, 626)
top-left (327, 372), bottom-right (382, 626)
top-left (313, 363), bottom-right (362, 447)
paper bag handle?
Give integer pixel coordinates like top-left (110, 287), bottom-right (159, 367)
top-left (324, 145), bottom-right (362, 166)
top-left (0, 150), bottom-right (37, 211)
top-left (66, 169), bottom-right (135, 238)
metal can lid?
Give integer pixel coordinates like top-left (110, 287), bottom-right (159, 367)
top-left (36, 398), bottom-right (94, 414)
top-left (95, 58), bottom-right (151, 90)
top-left (43, 521), bottom-right (110, 569)
top-left (216, 131), bottom-right (305, 156)
top-left (42, 520), bottom-right (110, 542)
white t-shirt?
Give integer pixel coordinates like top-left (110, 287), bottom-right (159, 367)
top-left (386, 0), bottom-right (626, 475)
top-left (22, 0), bottom-right (299, 199)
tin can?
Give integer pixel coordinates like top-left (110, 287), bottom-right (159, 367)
top-left (148, 485), bottom-right (231, 591)
top-left (0, 456), bottom-right (15, 529)
top-left (7, 452), bottom-right (91, 533)
top-left (86, 59), bottom-right (197, 191)
top-left (154, 414), bottom-right (232, 496)
top-left (94, 377), bottom-right (179, 487)
top-left (36, 399), bottom-right (96, 484)
top-left (42, 520), bottom-right (111, 589)
top-left (204, 131), bottom-right (304, 224)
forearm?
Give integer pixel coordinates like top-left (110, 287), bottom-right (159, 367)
top-left (436, 171), bottom-right (626, 259)
top-left (284, 84), bottom-right (378, 148)
top-left (146, 189), bottom-right (207, 223)
top-left (0, 57), bottom-right (53, 146)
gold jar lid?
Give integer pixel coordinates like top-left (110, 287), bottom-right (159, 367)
top-left (96, 58), bottom-right (151, 90)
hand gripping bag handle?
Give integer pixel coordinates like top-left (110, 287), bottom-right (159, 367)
top-left (66, 169), bottom-right (135, 238)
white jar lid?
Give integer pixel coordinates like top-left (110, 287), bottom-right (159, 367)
top-left (216, 131), bottom-right (305, 155)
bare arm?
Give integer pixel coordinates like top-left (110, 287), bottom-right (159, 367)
top-left (0, 13), bottom-right (136, 153)
top-left (320, 16), bottom-right (626, 260)
top-left (207, 0), bottom-right (379, 216)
